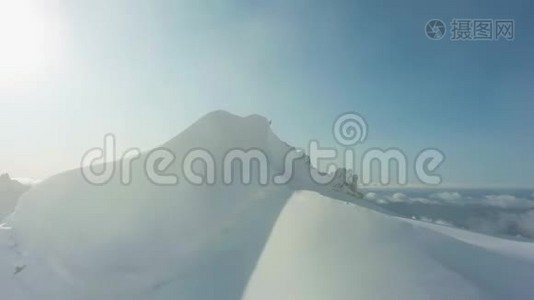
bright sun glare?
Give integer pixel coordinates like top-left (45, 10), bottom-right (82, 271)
top-left (0, 0), bottom-right (61, 85)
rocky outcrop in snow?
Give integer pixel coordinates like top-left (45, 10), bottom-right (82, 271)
top-left (0, 173), bottom-right (30, 220)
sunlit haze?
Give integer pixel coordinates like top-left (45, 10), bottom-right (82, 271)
top-left (1, 0), bottom-right (533, 188)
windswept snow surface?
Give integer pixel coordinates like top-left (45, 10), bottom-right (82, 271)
top-left (1, 111), bottom-right (533, 299)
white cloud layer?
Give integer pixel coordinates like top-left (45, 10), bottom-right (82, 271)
top-left (363, 189), bottom-right (534, 239)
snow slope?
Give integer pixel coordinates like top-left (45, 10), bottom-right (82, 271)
top-left (1, 111), bottom-right (534, 299)
top-left (245, 191), bottom-right (534, 300)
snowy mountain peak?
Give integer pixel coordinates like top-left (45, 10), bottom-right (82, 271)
top-left (163, 110), bottom-right (274, 151)
top-left (161, 111), bottom-right (359, 196)
top-left (163, 110), bottom-right (290, 161)
top-left (5, 110), bottom-right (365, 299)
top-left (199, 110), bottom-right (270, 126)
top-left (187, 110), bottom-right (270, 135)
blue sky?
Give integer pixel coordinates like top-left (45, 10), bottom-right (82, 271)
top-left (1, 0), bottom-right (533, 187)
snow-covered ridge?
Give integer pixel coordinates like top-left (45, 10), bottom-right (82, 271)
top-left (159, 110), bottom-right (359, 194)
top-left (5, 111), bottom-right (360, 299)
top-left (1, 111), bottom-right (534, 300)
